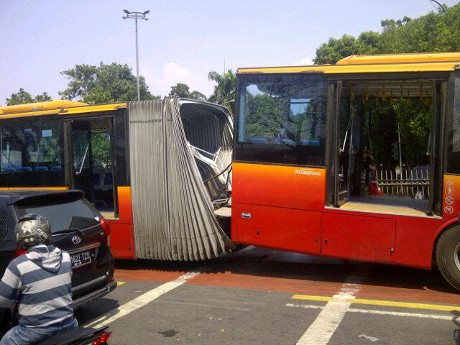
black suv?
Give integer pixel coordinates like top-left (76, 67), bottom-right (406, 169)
top-left (0, 190), bottom-right (116, 311)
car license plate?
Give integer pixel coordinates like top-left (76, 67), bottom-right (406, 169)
top-left (71, 251), bottom-right (91, 268)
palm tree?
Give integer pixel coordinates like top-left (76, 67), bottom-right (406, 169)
top-left (208, 70), bottom-right (236, 113)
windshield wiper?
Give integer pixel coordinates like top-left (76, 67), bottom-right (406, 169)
top-left (51, 228), bottom-right (85, 237)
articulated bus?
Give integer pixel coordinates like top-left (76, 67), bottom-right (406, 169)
top-left (232, 52), bottom-right (460, 291)
top-left (1, 53), bottom-right (460, 291)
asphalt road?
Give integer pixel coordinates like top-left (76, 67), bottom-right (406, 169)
top-left (75, 246), bottom-right (460, 345)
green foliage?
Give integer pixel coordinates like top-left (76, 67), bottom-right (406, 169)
top-left (245, 94), bottom-right (284, 139)
top-left (91, 131), bottom-right (112, 170)
top-left (378, 5), bottom-right (460, 53)
top-left (168, 83), bottom-right (207, 101)
top-left (6, 88), bottom-right (52, 106)
top-left (59, 62), bottom-right (160, 103)
top-left (314, 32), bottom-right (380, 64)
top-left (364, 98), bottom-right (431, 168)
top-left (208, 70), bottom-right (236, 112)
top-left (314, 4), bottom-right (460, 63)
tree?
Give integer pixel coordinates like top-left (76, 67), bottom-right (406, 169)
top-left (378, 5), bottom-right (460, 53)
top-left (169, 83), bottom-right (191, 98)
top-left (6, 88), bottom-right (52, 106)
top-left (208, 70), bottom-right (236, 112)
top-left (59, 62), bottom-right (159, 103)
top-left (314, 32), bottom-right (380, 64)
top-left (168, 83), bottom-right (207, 101)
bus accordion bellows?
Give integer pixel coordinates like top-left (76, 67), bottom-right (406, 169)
top-left (232, 52), bottom-right (460, 291)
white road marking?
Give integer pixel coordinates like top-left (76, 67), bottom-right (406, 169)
top-left (296, 269), bottom-right (367, 345)
top-left (286, 303), bottom-right (453, 321)
top-left (85, 271), bottom-right (200, 328)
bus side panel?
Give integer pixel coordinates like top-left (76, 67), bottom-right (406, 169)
top-left (393, 216), bottom-right (443, 269)
top-left (232, 162), bottom-right (325, 254)
top-left (108, 186), bottom-right (135, 259)
top-left (232, 162), bottom-right (326, 210)
top-left (232, 203), bottom-right (321, 254)
top-left (322, 212), bottom-right (396, 263)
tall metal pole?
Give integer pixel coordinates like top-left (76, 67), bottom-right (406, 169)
top-left (135, 16), bottom-right (140, 101)
top-left (123, 10), bottom-right (149, 101)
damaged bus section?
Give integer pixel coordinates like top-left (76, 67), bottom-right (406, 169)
top-left (128, 99), bottom-right (234, 260)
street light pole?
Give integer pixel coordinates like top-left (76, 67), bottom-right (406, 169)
top-left (123, 9), bottom-right (149, 101)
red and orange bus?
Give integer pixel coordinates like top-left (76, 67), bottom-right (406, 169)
top-left (232, 52), bottom-right (460, 291)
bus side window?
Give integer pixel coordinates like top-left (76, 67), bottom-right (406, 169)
top-left (0, 116), bottom-right (64, 187)
top-left (447, 78), bottom-right (460, 174)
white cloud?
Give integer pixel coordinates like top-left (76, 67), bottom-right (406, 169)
top-left (293, 57), bottom-right (314, 66)
top-left (164, 62), bottom-right (192, 82)
top-left (143, 62), bottom-right (214, 98)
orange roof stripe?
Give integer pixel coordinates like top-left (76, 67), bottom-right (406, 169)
top-left (0, 101), bottom-right (127, 118)
top-left (237, 52), bottom-right (460, 75)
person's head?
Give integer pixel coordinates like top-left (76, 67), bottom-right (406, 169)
top-left (14, 214), bottom-right (51, 250)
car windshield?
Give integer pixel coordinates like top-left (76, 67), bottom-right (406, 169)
top-left (15, 198), bottom-right (99, 232)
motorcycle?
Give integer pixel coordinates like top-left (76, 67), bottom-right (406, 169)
top-left (35, 326), bottom-right (111, 345)
top-left (0, 308), bottom-right (111, 345)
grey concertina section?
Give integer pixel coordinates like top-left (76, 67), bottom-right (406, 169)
top-left (128, 99), bottom-right (234, 260)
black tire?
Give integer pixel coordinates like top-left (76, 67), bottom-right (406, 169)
top-left (436, 225), bottom-right (460, 292)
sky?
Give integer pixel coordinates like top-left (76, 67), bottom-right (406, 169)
top-left (0, 0), bottom-right (459, 106)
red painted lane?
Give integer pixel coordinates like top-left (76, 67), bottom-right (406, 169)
top-left (187, 271), bottom-right (344, 296)
top-left (115, 269), bottom-right (189, 283)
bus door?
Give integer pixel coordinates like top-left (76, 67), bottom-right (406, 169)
top-left (64, 117), bottom-right (118, 219)
top-left (327, 81), bottom-right (349, 207)
top-left (324, 78), bottom-right (397, 263)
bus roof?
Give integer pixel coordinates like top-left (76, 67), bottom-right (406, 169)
top-left (237, 52), bottom-right (460, 75)
top-left (0, 100), bottom-right (126, 118)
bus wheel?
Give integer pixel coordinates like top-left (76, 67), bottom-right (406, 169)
top-left (436, 225), bottom-right (460, 292)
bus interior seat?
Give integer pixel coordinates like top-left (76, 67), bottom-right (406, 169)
top-left (103, 172), bottom-right (113, 186)
top-left (93, 172), bottom-right (101, 186)
top-left (51, 165), bottom-right (62, 171)
top-left (275, 138), bottom-right (296, 146)
top-left (34, 166), bottom-right (48, 171)
top-left (18, 167), bottom-right (32, 172)
top-left (249, 137), bottom-right (268, 144)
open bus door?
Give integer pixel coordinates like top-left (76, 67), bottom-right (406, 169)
top-left (64, 117), bottom-right (118, 219)
top-left (327, 81), bottom-right (349, 207)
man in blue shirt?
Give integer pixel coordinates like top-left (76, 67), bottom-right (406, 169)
top-left (0, 214), bottom-right (78, 344)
